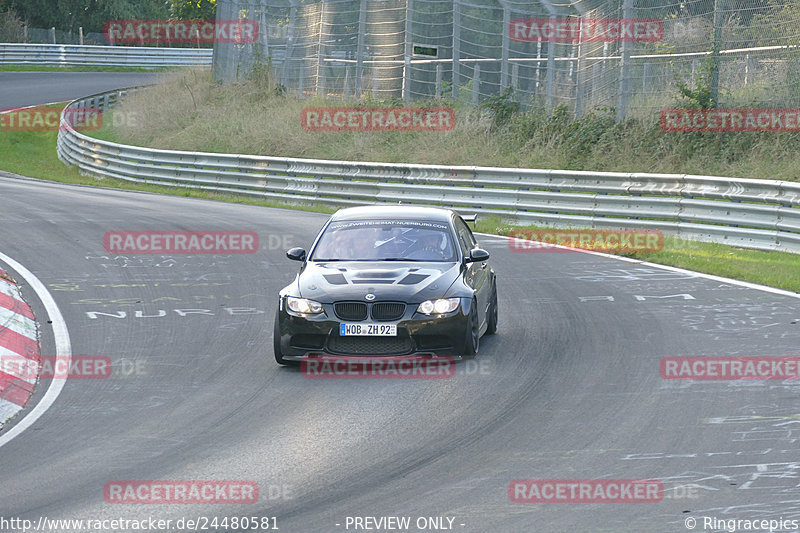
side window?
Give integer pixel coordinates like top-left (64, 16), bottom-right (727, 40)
top-left (453, 218), bottom-right (474, 255)
top-left (463, 221), bottom-right (478, 248)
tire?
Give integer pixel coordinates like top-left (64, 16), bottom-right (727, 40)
top-left (485, 282), bottom-right (498, 335)
top-left (273, 311), bottom-right (297, 366)
top-left (462, 300), bottom-right (480, 359)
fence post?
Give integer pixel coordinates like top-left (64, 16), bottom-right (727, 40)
top-left (298, 71), bottom-right (304, 97)
top-left (281, 0), bottom-right (298, 89)
top-left (710, 0), bottom-right (724, 106)
top-left (435, 63), bottom-right (442, 98)
top-left (643, 62), bottom-right (650, 94)
top-left (545, 18), bottom-right (555, 109)
top-left (355, 0), bottom-right (366, 97)
top-left (452, 0), bottom-right (461, 98)
top-left (472, 63), bottom-right (480, 104)
top-left (315, 1), bottom-right (326, 97)
top-left (616, 0), bottom-right (632, 122)
top-left (344, 66), bottom-right (351, 101)
top-left (402, 0), bottom-right (413, 102)
top-left (500, 3), bottom-right (510, 88)
top-left (512, 63), bottom-right (519, 92)
top-left (79, 27), bottom-right (83, 45)
top-left (744, 53), bottom-right (751, 85)
top-left (574, 16), bottom-right (584, 118)
top-left (50, 27), bottom-right (56, 44)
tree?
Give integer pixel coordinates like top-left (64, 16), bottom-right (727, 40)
top-left (170, 0), bottom-right (217, 20)
top-left (0, 0), bottom-right (171, 33)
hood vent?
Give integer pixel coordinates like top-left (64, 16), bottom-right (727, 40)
top-left (398, 273), bottom-right (428, 285)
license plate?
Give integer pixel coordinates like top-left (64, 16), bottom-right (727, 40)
top-left (339, 323), bottom-right (397, 336)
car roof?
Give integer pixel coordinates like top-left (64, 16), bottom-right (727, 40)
top-left (330, 205), bottom-right (457, 224)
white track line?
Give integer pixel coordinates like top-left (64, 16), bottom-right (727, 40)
top-left (477, 232), bottom-right (800, 301)
top-left (0, 100), bottom-right (71, 114)
top-left (0, 252), bottom-right (71, 448)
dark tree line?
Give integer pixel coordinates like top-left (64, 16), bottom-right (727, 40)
top-left (0, 0), bottom-right (217, 34)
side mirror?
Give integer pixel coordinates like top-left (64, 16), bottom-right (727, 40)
top-left (286, 247), bottom-right (306, 262)
top-left (467, 248), bottom-right (490, 262)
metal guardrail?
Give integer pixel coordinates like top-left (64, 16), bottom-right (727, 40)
top-left (0, 43), bottom-right (211, 68)
top-left (56, 87), bottom-right (800, 254)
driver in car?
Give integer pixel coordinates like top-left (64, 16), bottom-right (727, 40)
top-left (408, 231), bottom-right (446, 260)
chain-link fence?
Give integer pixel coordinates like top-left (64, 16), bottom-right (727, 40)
top-left (212, 0), bottom-right (800, 121)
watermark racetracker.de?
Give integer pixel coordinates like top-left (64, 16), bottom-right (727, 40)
top-left (661, 356), bottom-right (800, 380)
top-left (0, 107), bottom-right (101, 132)
top-left (104, 481), bottom-right (260, 504)
top-left (508, 229), bottom-right (664, 253)
top-left (509, 479), bottom-right (663, 502)
top-left (103, 231), bottom-right (259, 254)
top-left (300, 107), bottom-right (455, 132)
top-left (509, 18), bottom-right (663, 42)
top-left (301, 356), bottom-right (456, 379)
top-left (660, 108), bottom-right (800, 132)
top-left (104, 19), bottom-right (258, 44)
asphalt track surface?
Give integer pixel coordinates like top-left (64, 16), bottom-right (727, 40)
top-left (0, 72), bottom-right (166, 109)
top-left (1, 73), bottom-right (800, 533)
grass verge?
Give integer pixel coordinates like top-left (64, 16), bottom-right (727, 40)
top-left (0, 104), bottom-right (797, 295)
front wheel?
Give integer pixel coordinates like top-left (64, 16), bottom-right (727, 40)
top-left (462, 301), bottom-right (480, 359)
top-left (273, 311), bottom-right (297, 366)
top-left (485, 282), bottom-right (498, 335)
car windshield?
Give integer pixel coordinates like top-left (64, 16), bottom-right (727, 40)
top-left (311, 219), bottom-right (458, 262)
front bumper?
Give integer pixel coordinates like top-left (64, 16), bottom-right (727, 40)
top-left (275, 299), bottom-right (471, 361)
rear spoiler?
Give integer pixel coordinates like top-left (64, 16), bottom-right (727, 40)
top-left (461, 213), bottom-right (477, 228)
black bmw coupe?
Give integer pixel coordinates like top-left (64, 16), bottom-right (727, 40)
top-left (273, 206), bottom-right (498, 365)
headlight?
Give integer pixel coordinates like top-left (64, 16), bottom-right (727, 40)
top-left (417, 298), bottom-right (460, 315)
top-left (286, 296), bottom-right (324, 315)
